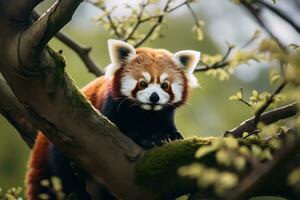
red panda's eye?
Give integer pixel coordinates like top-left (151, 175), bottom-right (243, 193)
top-left (161, 82), bottom-right (169, 90)
top-left (139, 80), bottom-right (148, 89)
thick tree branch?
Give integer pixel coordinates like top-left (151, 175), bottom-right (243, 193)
top-left (137, 135), bottom-right (300, 199)
top-left (223, 102), bottom-right (298, 137)
top-left (5, 0), bottom-right (42, 19)
top-left (226, 130), bottom-right (300, 200)
top-left (20, 0), bottom-right (83, 66)
top-left (0, 78), bottom-right (38, 148)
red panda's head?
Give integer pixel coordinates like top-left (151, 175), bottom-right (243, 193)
top-left (105, 39), bottom-right (200, 111)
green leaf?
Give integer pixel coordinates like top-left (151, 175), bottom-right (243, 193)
top-left (229, 95), bottom-right (239, 101)
top-left (195, 145), bottom-right (217, 158)
top-left (288, 168), bottom-right (300, 185)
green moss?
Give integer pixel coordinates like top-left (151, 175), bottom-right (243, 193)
top-left (237, 137), bottom-right (268, 147)
top-left (66, 191), bottom-right (80, 200)
top-left (135, 136), bottom-right (271, 198)
top-left (135, 137), bottom-right (216, 198)
top-left (45, 46), bottom-right (94, 110)
top-left (44, 47), bottom-right (66, 100)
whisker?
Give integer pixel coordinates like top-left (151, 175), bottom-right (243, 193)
top-left (117, 98), bottom-right (128, 111)
top-left (130, 102), bottom-right (141, 107)
top-left (167, 103), bottom-right (176, 108)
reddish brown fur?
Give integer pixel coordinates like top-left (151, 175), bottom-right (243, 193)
top-left (26, 133), bottom-right (52, 200)
top-left (26, 47), bottom-right (191, 199)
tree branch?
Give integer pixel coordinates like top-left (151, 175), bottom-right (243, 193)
top-left (124, 2), bottom-right (147, 42)
top-left (86, 1), bottom-right (122, 39)
top-left (32, 11), bottom-right (103, 77)
top-left (55, 31), bottom-right (104, 76)
top-left (253, 82), bottom-right (286, 127)
top-left (0, 78), bottom-right (38, 148)
top-left (226, 130), bottom-right (300, 200)
top-left (9, 0), bottom-right (43, 19)
top-left (257, 0), bottom-right (300, 34)
top-left (223, 102), bottom-right (298, 138)
top-left (137, 134), bottom-right (300, 199)
top-left (134, 0), bottom-right (173, 47)
top-left (241, 1), bottom-right (286, 49)
top-left (19, 0), bottom-right (83, 66)
top-left (195, 45), bottom-right (233, 72)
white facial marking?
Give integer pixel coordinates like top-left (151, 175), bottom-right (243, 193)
top-left (171, 80), bottom-right (184, 103)
top-left (154, 105), bottom-right (162, 111)
top-left (141, 104), bottom-right (151, 110)
top-left (160, 73), bottom-right (168, 83)
top-left (142, 72), bottom-right (151, 83)
top-left (120, 75), bottom-right (137, 97)
top-left (137, 84), bottom-right (170, 105)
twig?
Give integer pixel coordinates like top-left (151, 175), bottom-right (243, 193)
top-left (33, 11), bottom-right (103, 77)
top-left (139, 14), bottom-right (162, 23)
top-left (223, 102), bottom-right (298, 138)
top-left (124, 2), bottom-right (147, 42)
top-left (88, 0), bottom-right (189, 47)
top-left (98, 5), bottom-right (122, 39)
top-left (241, 2), bottom-right (286, 50)
top-left (86, 0), bottom-right (122, 38)
top-left (139, 1), bottom-right (188, 23)
top-left (55, 32), bottom-right (104, 76)
top-left (134, 0), bottom-right (173, 47)
top-left (253, 82), bottom-right (286, 128)
top-left (195, 61), bottom-right (230, 72)
top-left (257, 0), bottom-right (300, 34)
top-left (167, 1), bottom-right (188, 13)
top-left (106, 10), bottom-right (122, 39)
top-left (239, 88), bottom-right (252, 107)
top-left (186, 2), bottom-right (199, 25)
top-left (195, 45), bottom-right (233, 72)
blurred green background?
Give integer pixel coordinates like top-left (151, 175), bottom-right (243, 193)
top-left (1, 0), bottom-right (294, 193)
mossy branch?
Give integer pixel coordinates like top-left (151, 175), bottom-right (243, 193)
top-left (136, 134), bottom-right (300, 199)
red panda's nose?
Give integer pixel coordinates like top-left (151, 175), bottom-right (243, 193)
top-left (150, 92), bottom-right (160, 104)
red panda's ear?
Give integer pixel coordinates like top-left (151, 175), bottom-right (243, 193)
top-left (172, 50), bottom-right (201, 87)
top-left (106, 39), bottom-right (136, 77)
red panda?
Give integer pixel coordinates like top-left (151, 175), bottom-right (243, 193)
top-left (26, 39), bottom-right (201, 200)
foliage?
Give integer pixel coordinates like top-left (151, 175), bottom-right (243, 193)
top-left (0, 187), bottom-right (23, 200)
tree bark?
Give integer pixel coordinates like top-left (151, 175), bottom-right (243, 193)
top-left (0, 78), bottom-right (37, 148)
